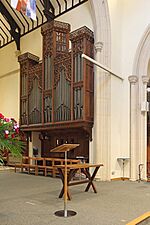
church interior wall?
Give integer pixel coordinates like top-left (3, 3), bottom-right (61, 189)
top-left (0, 42), bottom-right (19, 77)
top-left (1, 0), bottom-right (150, 179)
top-left (0, 43), bottom-right (20, 120)
top-left (107, 0), bottom-right (150, 179)
top-left (21, 28), bottom-right (43, 60)
top-left (108, 0), bottom-right (150, 75)
top-left (0, 71), bottom-right (19, 120)
top-left (110, 77), bottom-right (124, 178)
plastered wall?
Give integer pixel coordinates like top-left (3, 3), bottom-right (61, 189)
top-left (108, 0), bottom-right (150, 178)
top-left (1, 0), bottom-right (150, 179)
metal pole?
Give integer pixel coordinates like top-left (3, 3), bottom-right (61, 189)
top-left (54, 145), bottom-right (77, 218)
top-left (64, 151), bottom-right (67, 217)
top-left (122, 159), bottom-right (125, 181)
top-left (138, 164), bottom-right (144, 182)
top-left (81, 53), bottom-right (124, 81)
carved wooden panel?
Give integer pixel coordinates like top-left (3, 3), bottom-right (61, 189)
top-left (19, 53), bottom-right (42, 125)
top-left (43, 55), bottom-right (53, 123)
top-left (54, 53), bottom-right (71, 121)
top-left (19, 21), bottom-right (94, 159)
top-left (41, 130), bottom-right (89, 160)
top-left (70, 26), bottom-right (94, 122)
top-left (41, 20), bottom-right (70, 57)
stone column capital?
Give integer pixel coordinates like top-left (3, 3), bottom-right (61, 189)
top-left (94, 41), bottom-right (103, 52)
top-left (142, 75), bottom-right (149, 84)
top-left (128, 75), bottom-right (138, 84)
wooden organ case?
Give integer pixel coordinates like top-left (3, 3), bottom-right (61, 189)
top-left (18, 20), bottom-right (94, 159)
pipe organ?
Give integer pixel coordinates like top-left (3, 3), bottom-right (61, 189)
top-left (18, 20), bottom-right (94, 159)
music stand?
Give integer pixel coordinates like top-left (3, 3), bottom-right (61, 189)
top-left (51, 143), bottom-right (79, 218)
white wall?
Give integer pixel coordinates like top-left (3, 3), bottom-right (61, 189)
top-left (108, 0), bottom-right (150, 75)
top-left (0, 72), bottom-right (19, 120)
top-left (59, 2), bottom-right (93, 31)
top-left (0, 43), bottom-right (20, 120)
top-left (107, 0), bottom-right (129, 178)
top-left (108, 0), bottom-right (150, 178)
top-left (21, 28), bottom-right (43, 60)
top-left (0, 42), bottom-right (19, 76)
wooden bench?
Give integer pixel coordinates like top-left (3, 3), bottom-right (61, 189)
top-left (14, 156), bottom-right (36, 174)
top-left (34, 158), bottom-right (80, 177)
top-left (14, 156), bottom-right (80, 177)
top-left (44, 158), bottom-right (81, 177)
top-left (28, 157), bottom-right (44, 175)
top-left (7, 155), bottom-right (22, 167)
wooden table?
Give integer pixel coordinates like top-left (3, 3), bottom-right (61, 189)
top-left (55, 163), bottom-right (103, 200)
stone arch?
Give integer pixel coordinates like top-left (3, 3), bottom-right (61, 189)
top-left (89, 0), bottom-right (111, 66)
top-left (132, 24), bottom-right (150, 180)
top-left (133, 24), bottom-right (150, 75)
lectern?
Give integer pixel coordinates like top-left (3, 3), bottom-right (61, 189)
top-left (51, 143), bottom-right (79, 217)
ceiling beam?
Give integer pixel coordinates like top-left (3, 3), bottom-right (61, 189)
top-left (0, 1), bottom-right (21, 50)
top-left (43, 0), bottom-right (55, 21)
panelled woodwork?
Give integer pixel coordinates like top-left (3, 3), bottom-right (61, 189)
top-left (40, 130), bottom-right (89, 159)
top-left (70, 27), bottom-right (94, 122)
top-left (18, 20), bottom-right (94, 159)
top-left (18, 53), bottom-right (42, 126)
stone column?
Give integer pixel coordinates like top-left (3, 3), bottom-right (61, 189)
top-left (88, 0), bottom-right (111, 181)
top-left (93, 42), bottom-right (111, 181)
top-left (128, 75), bottom-right (138, 181)
top-left (141, 76), bottom-right (149, 180)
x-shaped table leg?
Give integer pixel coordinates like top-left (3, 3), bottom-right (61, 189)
top-left (82, 166), bottom-right (100, 193)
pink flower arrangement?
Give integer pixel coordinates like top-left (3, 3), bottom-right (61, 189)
top-left (0, 113), bottom-right (19, 139)
top-left (0, 113), bottom-right (24, 163)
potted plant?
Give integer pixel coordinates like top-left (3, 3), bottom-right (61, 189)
top-left (0, 113), bottom-right (24, 165)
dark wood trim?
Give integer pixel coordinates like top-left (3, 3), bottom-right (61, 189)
top-left (0, 1), bottom-right (21, 50)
